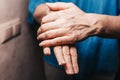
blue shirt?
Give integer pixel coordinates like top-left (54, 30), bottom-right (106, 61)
top-left (28, 0), bottom-right (120, 78)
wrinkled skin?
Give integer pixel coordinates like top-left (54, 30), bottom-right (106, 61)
top-left (37, 2), bottom-right (105, 47)
top-left (34, 4), bottom-right (79, 75)
top-left (37, 1), bottom-right (120, 77)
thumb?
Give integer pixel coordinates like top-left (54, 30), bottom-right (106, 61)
top-left (46, 2), bottom-right (73, 11)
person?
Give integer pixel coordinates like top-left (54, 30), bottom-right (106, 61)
top-left (28, 0), bottom-right (120, 80)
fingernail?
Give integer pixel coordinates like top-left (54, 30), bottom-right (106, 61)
top-left (68, 70), bottom-right (74, 75)
top-left (74, 68), bottom-right (79, 74)
top-left (44, 51), bottom-right (50, 55)
top-left (39, 43), bottom-right (43, 47)
top-left (44, 52), bottom-right (50, 56)
top-left (66, 69), bottom-right (74, 75)
top-left (59, 61), bottom-right (66, 65)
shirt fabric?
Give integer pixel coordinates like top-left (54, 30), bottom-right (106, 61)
top-left (28, 0), bottom-right (120, 79)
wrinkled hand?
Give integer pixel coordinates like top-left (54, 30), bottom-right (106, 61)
top-left (37, 2), bottom-right (103, 47)
top-left (34, 4), bottom-right (79, 75)
top-left (43, 45), bottom-right (79, 75)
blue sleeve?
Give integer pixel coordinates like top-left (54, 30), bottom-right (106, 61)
top-left (118, 0), bottom-right (120, 15)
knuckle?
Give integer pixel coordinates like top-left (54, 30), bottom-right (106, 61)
top-left (67, 36), bottom-right (73, 40)
top-left (63, 46), bottom-right (69, 50)
top-left (71, 52), bottom-right (77, 57)
top-left (70, 34), bottom-right (76, 42)
top-left (41, 15), bottom-right (50, 23)
top-left (44, 33), bottom-right (49, 39)
top-left (69, 30), bottom-right (79, 42)
top-left (73, 65), bottom-right (78, 72)
top-left (66, 36), bottom-right (74, 44)
top-left (40, 33), bottom-right (49, 40)
top-left (73, 64), bottom-right (77, 68)
top-left (57, 12), bottom-right (63, 17)
top-left (56, 40), bottom-right (62, 44)
top-left (66, 64), bottom-right (72, 69)
top-left (74, 32), bottom-right (79, 41)
top-left (68, 3), bottom-right (74, 7)
top-left (64, 51), bottom-right (70, 55)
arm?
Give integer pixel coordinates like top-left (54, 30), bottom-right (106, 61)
top-left (37, 2), bottom-right (120, 47)
top-left (98, 16), bottom-right (120, 38)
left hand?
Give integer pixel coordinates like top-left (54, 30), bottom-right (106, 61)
top-left (37, 2), bottom-right (105, 47)
top-left (43, 45), bottom-right (79, 75)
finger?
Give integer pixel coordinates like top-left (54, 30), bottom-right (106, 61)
top-left (62, 45), bottom-right (74, 75)
top-left (46, 2), bottom-right (74, 11)
top-left (43, 47), bottom-right (51, 55)
top-left (37, 28), bottom-right (66, 40)
top-left (41, 8), bottom-right (76, 24)
top-left (33, 4), bottom-right (50, 22)
top-left (38, 18), bottom-right (66, 35)
top-left (70, 45), bottom-right (79, 74)
top-left (39, 36), bottom-right (75, 47)
top-left (54, 46), bottom-right (66, 65)
top-left (41, 11), bottom-right (62, 24)
top-left (37, 21), bottom-right (58, 35)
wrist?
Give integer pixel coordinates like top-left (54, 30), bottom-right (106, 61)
top-left (82, 13), bottom-right (107, 36)
top-left (96, 15), bottom-right (117, 38)
top-left (90, 14), bottom-right (109, 37)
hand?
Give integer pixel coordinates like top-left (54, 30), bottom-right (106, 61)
top-left (34, 4), bottom-right (79, 75)
top-left (37, 2), bottom-right (105, 47)
top-left (43, 45), bottom-right (79, 75)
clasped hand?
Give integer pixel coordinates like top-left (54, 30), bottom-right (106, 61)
top-left (37, 2), bottom-right (103, 75)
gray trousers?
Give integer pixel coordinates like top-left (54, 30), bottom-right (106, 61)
top-left (44, 62), bottom-right (115, 80)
